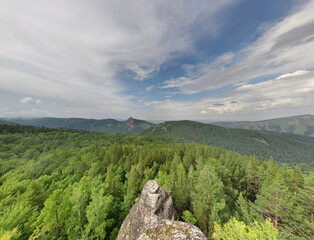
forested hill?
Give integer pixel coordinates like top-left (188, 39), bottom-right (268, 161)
top-left (0, 124), bottom-right (312, 239)
top-left (215, 114), bottom-right (314, 137)
top-left (7, 117), bottom-right (154, 134)
top-left (141, 120), bottom-right (314, 164)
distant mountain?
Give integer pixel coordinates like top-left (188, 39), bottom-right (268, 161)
top-left (0, 119), bottom-right (16, 125)
top-left (214, 115), bottom-right (314, 137)
top-left (141, 120), bottom-right (314, 163)
top-left (7, 117), bottom-right (154, 134)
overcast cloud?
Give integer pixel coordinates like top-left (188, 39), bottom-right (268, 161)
top-left (0, 0), bottom-right (313, 120)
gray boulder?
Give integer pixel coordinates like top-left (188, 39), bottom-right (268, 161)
top-left (117, 180), bottom-right (207, 240)
top-left (116, 180), bottom-right (175, 240)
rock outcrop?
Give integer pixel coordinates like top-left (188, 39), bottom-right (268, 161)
top-left (125, 117), bottom-right (135, 129)
top-left (138, 219), bottom-right (207, 240)
top-left (117, 180), bottom-right (207, 240)
top-left (117, 180), bottom-right (174, 240)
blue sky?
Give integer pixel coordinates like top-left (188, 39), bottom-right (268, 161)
top-left (0, 0), bottom-right (314, 121)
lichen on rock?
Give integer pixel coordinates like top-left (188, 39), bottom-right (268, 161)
top-left (138, 220), bottom-right (207, 240)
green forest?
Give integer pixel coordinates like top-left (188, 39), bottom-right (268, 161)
top-left (0, 124), bottom-right (313, 239)
top-left (142, 120), bottom-right (314, 164)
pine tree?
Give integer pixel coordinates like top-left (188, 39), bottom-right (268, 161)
top-left (67, 177), bottom-right (93, 239)
top-left (188, 165), bottom-right (196, 209)
top-left (173, 163), bottom-right (189, 214)
top-left (254, 173), bottom-right (293, 233)
top-left (286, 176), bottom-right (313, 238)
top-left (85, 188), bottom-right (114, 240)
top-left (169, 153), bottom-right (181, 190)
top-left (192, 164), bottom-right (226, 237)
top-left (105, 165), bottom-right (123, 198)
top-left (23, 180), bottom-right (44, 209)
top-left (256, 164), bottom-right (266, 194)
top-left (236, 193), bottom-right (252, 225)
top-left (123, 165), bottom-right (140, 213)
top-left (182, 149), bottom-right (195, 171)
top-left (289, 167), bottom-right (304, 201)
top-left (266, 157), bottom-right (277, 184)
top-left (244, 159), bottom-right (255, 201)
top-left (36, 189), bottom-right (70, 239)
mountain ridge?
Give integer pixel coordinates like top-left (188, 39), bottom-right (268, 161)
top-left (0, 119), bottom-right (15, 125)
top-left (141, 120), bottom-right (314, 163)
top-left (6, 117), bottom-right (154, 134)
top-left (214, 114), bottom-right (314, 137)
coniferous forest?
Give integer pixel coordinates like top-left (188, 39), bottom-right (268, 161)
top-left (0, 124), bottom-right (313, 239)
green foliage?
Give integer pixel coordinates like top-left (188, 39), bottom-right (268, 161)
top-left (236, 193), bottom-right (253, 225)
top-left (0, 228), bottom-right (17, 240)
top-left (23, 180), bottom-right (45, 209)
top-left (0, 201), bottom-right (38, 239)
top-left (35, 189), bottom-right (68, 239)
top-left (182, 210), bottom-right (197, 225)
top-left (0, 124), bottom-right (312, 239)
top-left (85, 189), bottom-right (114, 239)
top-left (213, 218), bottom-right (278, 240)
top-left (192, 164), bottom-right (226, 236)
top-left (123, 165), bottom-right (141, 213)
top-left (173, 163), bottom-right (189, 213)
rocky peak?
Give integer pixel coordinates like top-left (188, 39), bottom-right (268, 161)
top-left (117, 180), bottom-right (207, 240)
top-left (125, 117), bottom-right (135, 129)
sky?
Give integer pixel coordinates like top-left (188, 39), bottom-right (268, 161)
top-left (1, 0), bottom-right (314, 121)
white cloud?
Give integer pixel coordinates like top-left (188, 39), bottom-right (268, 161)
top-left (163, 0), bottom-right (314, 94)
top-left (0, 0), bottom-right (238, 118)
top-left (276, 70), bottom-right (309, 79)
top-left (146, 70), bottom-right (314, 120)
top-left (126, 64), bottom-right (159, 81)
top-left (19, 97), bottom-right (42, 104)
top-left (208, 52), bottom-right (235, 69)
top-left (144, 101), bottom-right (163, 106)
top-left (163, 77), bottom-right (193, 90)
top-left (145, 85), bottom-right (154, 92)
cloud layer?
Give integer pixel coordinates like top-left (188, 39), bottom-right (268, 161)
top-left (0, 0), bottom-right (237, 118)
top-left (0, 0), bottom-right (313, 120)
top-left (146, 70), bottom-right (314, 120)
top-left (163, 0), bottom-right (314, 94)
